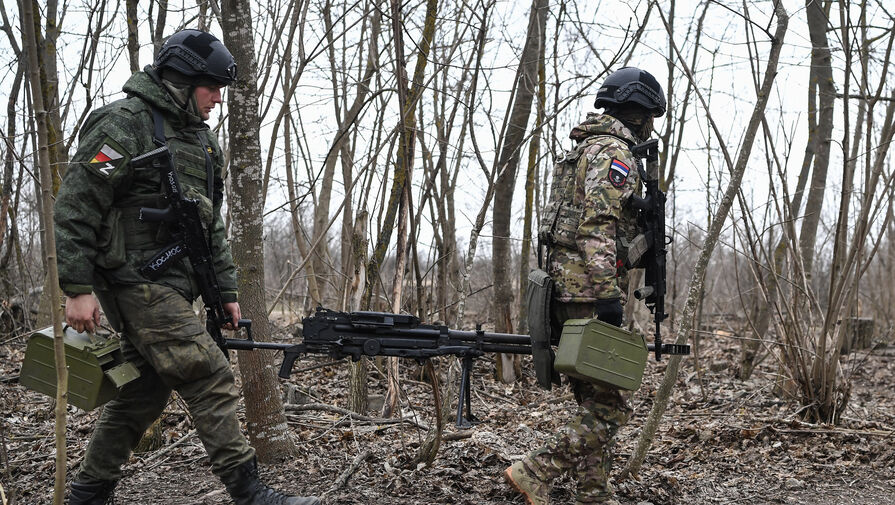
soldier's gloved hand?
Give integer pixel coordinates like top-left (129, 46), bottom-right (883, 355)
top-left (595, 298), bottom-right (623, 327)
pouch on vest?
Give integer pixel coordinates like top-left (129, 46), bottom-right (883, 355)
top-left (539, 148), bottom-right (584, 249)
top-left (526, 268), bottom-right (560, 390)
top-left (554, 318), bottom-right (647, 390)
top-left (20, 326), bottom-right (140, 410)
top-left (621, 233), bottom-right (651, 269)
top-left (94, 207), bottom-right (126, 269)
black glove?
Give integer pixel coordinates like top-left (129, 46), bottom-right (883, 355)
top-left (595, 298), bottom-right (623, 327)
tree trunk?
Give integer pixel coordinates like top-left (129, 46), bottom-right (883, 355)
top-left (126, 0), bottom-right (139, 73)
top-left (491, 0), bottom-right (547, 382)
top-left (1, 63), bottom-right (23, 268)
top-left (22, 0), bottom-right (66, 501)
top-left (281, 41), bottom-right (322, 308)
top-left (623, 2), bottom-right (788, 478)
top-left (379, 0), bottom-right (439, 419)
top-left (362, 0), bottom-right (437, 311)
top-left (344, 211), bottom-right (369, 414)
top-left (29, 0), bottom-right (66, 330)
top-left (221, 0), bottom-right (295, 462)
top-left (518, 17), bottom-right (547, 334)
top-left (798, 0), bottom-right (836, 280)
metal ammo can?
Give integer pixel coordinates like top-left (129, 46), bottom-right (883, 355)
top-left (554, 318), bottom-right (648, 390)
top-left (20, 326), bottom-right (140, 410)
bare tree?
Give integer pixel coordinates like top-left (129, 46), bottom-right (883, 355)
top-left (491, 0), bottom-right (547, 382)
top-left (22, 0), bottom-right (67, 501)
top-left (126, 0), bottom-right (139, 72)
top-left (623, 0), bottom-right (789, 477)
top-left (221, 0), bottom-right (295, 461)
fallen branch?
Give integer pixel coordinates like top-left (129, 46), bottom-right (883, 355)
top-left (285, 402), bottom-right (428, 429)
top-left (323, 449), bottom-right (372, 498)
top-left (442, 430), bottom-right (474, 442)
top-left (138, 429), bottom-right (197, 469)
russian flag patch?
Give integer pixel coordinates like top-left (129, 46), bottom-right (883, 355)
top-left (608, 158), bottom-right (630, 188)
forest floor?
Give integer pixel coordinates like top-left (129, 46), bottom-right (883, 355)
top-left (2, 320), bottom-right (894, 505)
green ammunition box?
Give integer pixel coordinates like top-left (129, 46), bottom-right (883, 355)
top-left (554, 318), bottom-right (647, 390)
top-left (20, 326), bottom-right (140, 410)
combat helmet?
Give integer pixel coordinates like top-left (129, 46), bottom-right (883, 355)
top-left (594, 67), bottom-right (665, 117)
top-left (154, 29), bottom-right (237, 86)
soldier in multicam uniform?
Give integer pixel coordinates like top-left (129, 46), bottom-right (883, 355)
top-left (505, 67), bottom-right (666, 505)
top-left (56, 29), bottom-right (319, 505)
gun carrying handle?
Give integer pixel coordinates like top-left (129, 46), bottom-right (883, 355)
top-left (237, 319), bottom-right (253, 340)
top-left (631, 138), bottom-right (660, 161)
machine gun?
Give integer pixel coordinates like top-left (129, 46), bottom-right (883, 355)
top-left (131, 141), bottom-right (252, 354)
top-left (224, 307), bottom-right (531, 428)
top-left (629, 139), bottom-right (688, 360)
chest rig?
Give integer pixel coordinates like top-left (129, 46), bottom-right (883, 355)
top-left (125, 107), bottom-right (222, 279)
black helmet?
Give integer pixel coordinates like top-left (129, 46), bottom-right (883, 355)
top-left (154, 29), bottom-right (237, 86)
top-left (594, 67), bottom-right (665, 117)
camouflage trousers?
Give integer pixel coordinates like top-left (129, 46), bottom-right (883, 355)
top-left (76, 283), bottom-right (253, 482)
top-left (523, 302), bottom-right (633, 504)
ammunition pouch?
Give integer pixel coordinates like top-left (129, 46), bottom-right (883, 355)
top-left (526, 268), bottom-right (560, 390)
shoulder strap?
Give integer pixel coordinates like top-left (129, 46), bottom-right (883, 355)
top-left (150, 106), bottom-right (166, 146)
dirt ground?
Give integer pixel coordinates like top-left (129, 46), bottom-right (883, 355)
top-left (2, 323), bottom-right (894, 505)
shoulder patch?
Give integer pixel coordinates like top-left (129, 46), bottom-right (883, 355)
top-left (85, 137), bottom-right (130, 178)
top-left (608, 158), bottom-right (630, 188)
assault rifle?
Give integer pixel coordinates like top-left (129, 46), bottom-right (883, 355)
top-left (630, 139), bottom-right (687, 360)
top-left (224, 307), bottom-right (531, 428)
top-left (131, 140), bottom-right (252, 354)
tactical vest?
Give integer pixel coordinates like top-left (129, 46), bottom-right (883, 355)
top-left (538, 134), bottom-right (645, 270)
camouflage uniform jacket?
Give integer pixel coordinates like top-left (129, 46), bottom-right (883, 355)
top-left (542, 113), bottom-right (642, 303)
top-left (55, 67), bottom-right (238, 302)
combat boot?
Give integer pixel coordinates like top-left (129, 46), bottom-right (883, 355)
top-left (222, 457), bottom-right (320, 505)
top-left (504, 460), bottom-right (550, 505)
top-left (67, 478), bottom-right (117, 505)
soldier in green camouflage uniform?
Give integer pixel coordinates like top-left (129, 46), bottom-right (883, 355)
top-left (506, 67), bottom-right (666, 505)
top-left (56, 30), bottom-right (318, 505)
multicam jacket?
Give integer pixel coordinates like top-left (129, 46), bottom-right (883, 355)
top-left (55, 66), bottom-right (238, 302)
top-left (540, 113), bottom-right (642, 303)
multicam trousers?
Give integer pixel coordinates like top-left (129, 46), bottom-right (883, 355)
top-left (523, 302), bottom-right (633, 504)
top-left (76, 283), bottom-right (253, 482)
